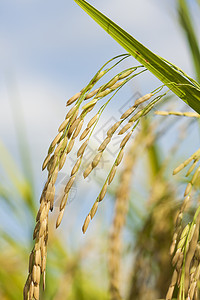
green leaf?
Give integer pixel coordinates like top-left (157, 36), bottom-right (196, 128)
top-left (74, 0), bottom-right (200, 114)
top-left (178, 0), bottom-right (200, 82)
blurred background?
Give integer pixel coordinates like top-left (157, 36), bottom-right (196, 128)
top-left (0, 0), bottom-right (200, 299)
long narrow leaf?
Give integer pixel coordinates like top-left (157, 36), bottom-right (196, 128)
top-left (74, 0), bottom-right (200, 113)
top-left (178, 0), bottom-right (200, 82)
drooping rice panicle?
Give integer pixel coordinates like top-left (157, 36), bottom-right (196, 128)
top-left (170, 149), bottom-right (200, 258)
top-left (82, 129), bottom-right (134, 234)
top-left (186, 243), bottom-right (200, 300)
top-left (167, 146), bottom-right (200, 300)
top-left (173, 148), bottom-right (200, 175)
top-left (25, 50), bottom-right (172, 299)
top-left (155, 111), bottom-right (200, 118)
top-left (82, 91), bottom-right (164, 179)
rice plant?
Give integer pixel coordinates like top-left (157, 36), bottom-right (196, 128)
top-left (22, 0), bottom-right (200, 299)
top-left (1, 1), bottom-right (200, 300)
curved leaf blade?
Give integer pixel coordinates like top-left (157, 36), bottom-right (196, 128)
top-left (74, 0), bottom-right (200, 113)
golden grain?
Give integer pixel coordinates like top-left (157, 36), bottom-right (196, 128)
top-left (82, 103), bottom-right (96, 114)
top-left (80, 128), bottom-right (90, 140)
top-left (60, 193), bottom-right (69, 211)
top-left (173, 163), bottom-right (185, 175)
top-left (32, 265), bottom-right (37, 283)
top-left (73, 119), bottom-right (84, 138)
top-left (71, 157), bottom-right (81, 176)
top-left (107, 121), bottom-right (121, 137)
top-left (191, 166), bottom-right (200, 184)
top-left (35, 249), bottom-right (41, 266)
top-left (98, 136), bottom-right (111, 151)
top-left (48, 184), bottom-right (56, 205)
top-left (48, 155), bottom-right (57, 175)
top-left (118, 122), bottom-right (133, 135)
top-left (77, 140), bottom-right (88, 157)
top-left (33, 284), bottom-right (39, 300)
top-left (29, 251), bottom-right (34, 272)
top-left (99, 181), bottom-right (108, 201)
top-left (184, 182), bottom-right (192, 196)
top-left (51, 166), bottom-right (59, 185)
top-left (62, 136), bottom-right (68, 151)
top-left (65, 104), bottom-right (78, 119)
top-left (67, 139), bottom-right (75, 154)
top-left (66, 91), bottom-right (82, 106)
top-left (119, 69), bottom-right (134, 79)
top-left (116, 149), bottom-right (124, 166)
top-left (82, 214), bottom-right (91, 234)
top-left (83, 163), bottom-right (93, 178)
top-left (106, 75), bottom-right (119, 89)
top-left (70, 108), bottom-right (79, 124)
top-left (42, 154), bottom-right (51, 171)
top-left (186, 160), bottom-right (198, 177)
top-left (33, 223), bottom-right (40, 240)
top-left (82, 99), bottom-right (97, 111)
top-left (133, 93), bottom-right (152, 107)
top-left (120, 107), bottom-right (136, 119)
top-left (172, 248), bottom-right (182, 266)
top-left (64, 176), bottom-right (76, 193)
top-left (36, 266), bottom-right (41, 285)
top-left (108, 165), bottom-right (117, 184)
top-left (58, 118), bottom-right (70, 132)
top-left (110, 80), bottom-right (124, 90)
top-left (90, 201), bottom-right (99, 219)
top-left (120, 132), bottom-right (132, 148)
top-left (129, 110), bottom-right (143, 122)
top-left (59, 152), bottom-right (67, 170)
top-left (87, 114), bottom-right (99, 128)
top-left (155, 111), bottom-right (200, 118)
top-left (92, 152), bottom-right (103, 168)
top-left (67, 118), bottom-right (80, 137)
top-left (51, 131), bottom-right (63, 148)
top-left (29, 281), bottom-right (34, 299)
top-left (85, 88), bottom-right (100, 99)
top-left (93, 70), bottom-right (106, 82)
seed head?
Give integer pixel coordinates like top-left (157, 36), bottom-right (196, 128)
top-left (87, 114), bottom-right (99, 128)
top-left (58, 118), bottom-right (70, 132)
top-left (67, 139), bottom-right (75, 154)
top-left (73, 119), bottom-right (84, 138)
top-left (77, 140), bottom-right (88, 157)
top-left (98, 136), bottom-right (111, 151)
top-left (66, 104), bottom-right (78, 119)
top-left (56, 209), bottom-right (64, 228)
top-left (118, 122), bottom-right (133, 135)
top-left (120, 132), bottom-right (132, 148)
top-left (80, 128), bottom-right (90, 141)
top-left (108, 165), bottom-right (117, 184)
top-left (82, 214), bottom-right (91, 234)
top-left (92, 152), bottom-right (103, 168)
top-left (64, 176), bottom-right (75, 193)
top-left (82, 99), bottom-right (97, 111)
top-left (99, 182), bottom-right (108, 201)
top-left (90, 202), bottom-right (99, 219)
top-left (71, 157), bottom-right (81, 176)
top-left (66, 91), bottom-right (81, 106)
top-left (83, 163), bottom-right (93, 178)
top-left (107, 121), bottom-right (121, 137)
top-left (133, 93), bottom-right (152, 107)
top-left (85, 88), bottom-right (100, 100)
